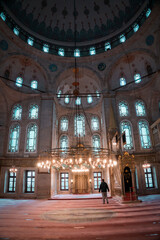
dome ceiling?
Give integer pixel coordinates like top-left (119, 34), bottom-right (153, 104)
top-left (2, 0), bottom-right (147, 45)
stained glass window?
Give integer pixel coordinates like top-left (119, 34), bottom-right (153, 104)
top-left (133, 23), bottom-right (139, 32)
top-left (120, 77), bottom-right (126, 86)
top-left (120, 121), bottom-right (134, 150)
top-left (144, 167), bottom-right (153, 188)
top-left (31, 80), bottom-right (38, 89)
top-left (58, 48), bottom-right (64, 57)
top-left (96, 90), bottom-right (100, 98)
top-left (74, 114), bottom-right (85, 137)
top-left (27, 37), bottom-right (34, 46)
top-left (29, 104), bottom-right (38, 119)
top-left (91, 116), bottom-right (99, 131)
top-left (64, 95), bottom-right (70, 104)
top-left (60, 135), bottom-right (68, 150)
top-left (43, 44), bottom-right (49, 53)
top-left (8, 124), bottom-right (20, 152)
top-left (94, 172), bottom-right (102, 190)
top-left (75, 97), bottom-right (81, 105)
top-left (16, 77), bottom-right (23, 87)
top-left (146, 8), bottom-right (151, 18)
top-left (0, 12), bottom-right (6, 21)
top-left (119, 34), bottom-right (126, 43)
top-left (134, 73), bottom-right (141, 84)
top-left (90, 47), bottom-right (96, 55)
top-left (60, 117), bottom-right (68, 131)
top-left (60, 173), bottom-right (69, 190)
top-left (57, 90), bottom-right (61, 98)
top-left (26, 170), bottom-right (35, 193)
top-left (74, 49), bottom-right (80, 57)
top-left (12, 104), bottom-right (22, 120)
top-left (92, 135), bottom-right (101, 149)
top-left (26, 123), bottom-right (38, 152)
top-left (8, 172), bottom-right (16, 192)
top-left (105, 42), bottom-right (111, 51)
top-left (135, 100), bottom-right (146, 116)
top-left (13, 27), bottom-right (19, 36)
top-left (87, 95), bottom-right (93, 104)
top-left (119, 101), bottom-right (129, 117)
top-left (138, 120), bottom-right (151, 149)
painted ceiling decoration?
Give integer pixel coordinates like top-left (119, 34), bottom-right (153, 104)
top-left (0, 0), bottom-right (153, 57)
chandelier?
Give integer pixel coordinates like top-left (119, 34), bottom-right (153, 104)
top-left (37, 145), bottom-right (117, 171)
top-left (9, 166), bottom-right (18, 173)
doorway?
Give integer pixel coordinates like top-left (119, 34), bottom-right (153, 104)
top-left (75, 174), bottom-right (88, 193)
top-left (124, 166), bottom-right (132, 193)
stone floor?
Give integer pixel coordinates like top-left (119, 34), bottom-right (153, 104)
top-left (0, 195), bottom-right (160, 240)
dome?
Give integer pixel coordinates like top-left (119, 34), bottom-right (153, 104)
top-left (0, 0), bottom-right (152, 56)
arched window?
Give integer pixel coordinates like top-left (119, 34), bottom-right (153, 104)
top-left (135, 100), bottom-right (146, 116)
top-left (133, 23), bottom-right (139, 32)
top-left (96, 90), bottom-right (100, 98)
top-left (27, 37), bottom-right (34, 46)
top-left (92, 135), bottom-right (101, 149)
top-left (13, 27), bottom-right (19, 36)
top-left (120, 121), bottom-right (134, 150)
top-left (105, 42), bottom-right (111, 51)
top-left (0, 12), bottom-right (6, 21)
top-left (57, 90), bottom-right (61, 98)
top-left (90, 47), bottom-right (96, 55)
top-left (74, 49), bottom-right (80, 57)
top-left (64, 95), bottom-right (70, 104)
top-left (146, 8), bottom-right (151, 18)
top-left (43, 44), bottom-right (49, 53)
top-left (119, 101), bottom-right (129, 117)
top-left (74, 114), bottom-right (85, 137)
top-left (26, 123), bottom-right (38, 152)
top-left (120, 77), bottom-right (126, 86)
top-left (60, 135), bottom-right (68, 150)
top-left (134, 73), bottom-right (141, 84)
top-left (58, 48), bottom-right (64, 57)
top-left (29, 104), bottom-right (39, 119)
top-left (60, 117), bottom-right (68, 131)
top-left (31, 80), bottom-right (38, 89)
top-left (119, 34), bottom-right (126, 43)
top-left (8, 124), bottom-right (20, 152)
top-left (91, 116), bottom-right (99, 131)
top-left (138, 120), bottom-right (151, 149)
top-left (12, 104), bottom-right (22, 120)
top-left (87, 95), bottom-right (93, 104)
top-left (16, 77), bottom-right (23, 87)
top-left (75, 97), bottom-right (81, 105)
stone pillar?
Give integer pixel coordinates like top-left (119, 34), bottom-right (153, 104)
top-left (39, 97), bottom-right (55, 152)
top-left (51, 168), bottom-right (57, 196)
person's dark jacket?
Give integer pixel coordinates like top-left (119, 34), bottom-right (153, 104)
top-left (99, 182), bottom-right (109, 192)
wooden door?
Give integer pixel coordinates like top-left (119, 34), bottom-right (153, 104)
top-left (75, 174), bottom-right (88, 193)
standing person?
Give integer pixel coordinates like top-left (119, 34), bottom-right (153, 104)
top-left (99, 179), bottom-right (109, 204)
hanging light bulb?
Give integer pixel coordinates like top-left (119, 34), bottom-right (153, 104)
top-left (113, 160), bottom-right (117, 166)
top-left (9, 166), bottom-right (18, 173)
top-left (103, 159), bottom-right (107, 164)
